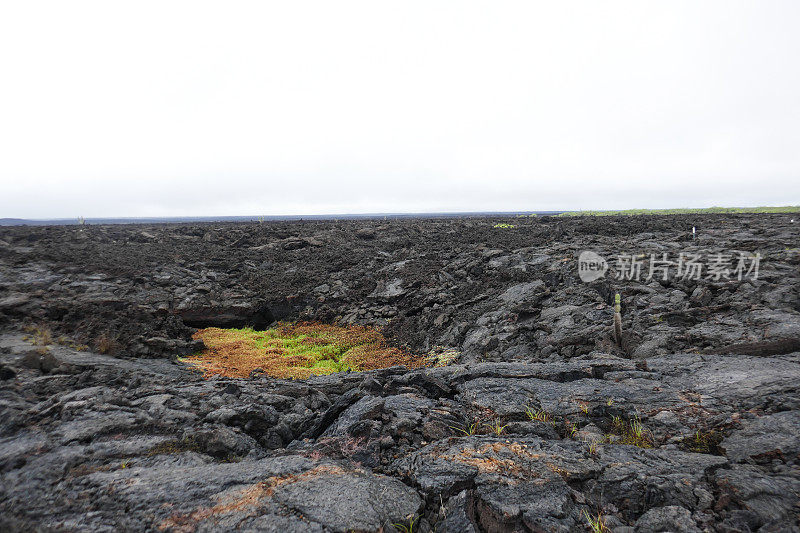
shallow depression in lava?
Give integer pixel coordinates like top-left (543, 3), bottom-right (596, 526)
top-left (181, 321), bottom-right (425, 379)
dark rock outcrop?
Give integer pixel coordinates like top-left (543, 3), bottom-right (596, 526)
top-left (1, 214), bottom-right (799, 531)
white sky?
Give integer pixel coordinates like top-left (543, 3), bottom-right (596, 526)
top-left (1, 1), bottom-right (799, 218)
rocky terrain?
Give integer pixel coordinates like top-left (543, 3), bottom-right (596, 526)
top-left (0, 214), bottom-right (798, 532)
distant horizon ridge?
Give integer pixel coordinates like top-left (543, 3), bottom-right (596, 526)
top-left (2, 205), bottom-right (799, 226)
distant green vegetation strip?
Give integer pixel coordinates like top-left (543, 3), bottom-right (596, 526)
top-left (556, 206), bottom-right (800, 217)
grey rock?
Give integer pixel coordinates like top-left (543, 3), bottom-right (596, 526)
top-left (721, 411), bottom-right (800, 463)
top-left (273, 465), bottom-right (422, 532)
top-left (186, 426), bottom-right (259, 459)
top-left (369, 278), bottom-right (406, 301)
top-left (499, 280), bottom-right (545, 305)
top-left (439, 490), bottom-right (478, 533)
top-left (715, 465), bottom-right (800, 528)
top-left (2, 215), bottom-right (800, 531)
top-left (0, 293), bottom-right (31, 310)
top-left (634, 506), bottom-right (700, 532)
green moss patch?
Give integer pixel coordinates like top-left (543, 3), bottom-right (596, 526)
top-left (182, 322), bottom-right (423, 379)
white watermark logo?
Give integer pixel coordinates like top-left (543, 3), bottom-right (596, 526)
top-left (578, 251), bottom-right (609, 282)
top-left (577, 251), bottom-right (760, 282)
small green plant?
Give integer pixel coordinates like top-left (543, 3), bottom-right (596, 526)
top-left (493, 223), bottom-right (516, 229)
top-left (691, 430), bottom-right (706, 451)
top-left (569, 422), bottom-right (579, 438)
top-left (582, 510), bottom-right (609, 533)
top-left (630, 418), bottom-right (646, 439)
top-left (77, 216), bottom-right (85, 225)
top-left (485, 419), bottom-right (507, 436)
top-left (606, 398), bottom-right (614, 407)
top-left (120, 460), bottom-right (130, 469)
top-left (683, 429), bottom-right (722, 454)
top-left (392, 514), bottom-right (419, 533)
top-left (588, 442), bottom-right (599, 456)
top-left (609, 415), bottom-right (653, 448)
top-left (450, 421), bottom-right (481, 437)
top-left (577, 401), bottom-right (589, 414)
top-left (526, 406), bottom-right (551, 423)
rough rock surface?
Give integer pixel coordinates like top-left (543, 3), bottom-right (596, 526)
top-left (1, 214), bottom-right (799, 531)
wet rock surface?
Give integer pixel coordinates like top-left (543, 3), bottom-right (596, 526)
top-left (1, 214), bottom-right (799, 531)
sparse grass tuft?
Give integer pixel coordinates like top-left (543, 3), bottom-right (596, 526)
top-left (95, 333), bottom-right (119, 355)
top-left (450, 421), bottom-right (481, 437)
top-left (493, 223), bottom-right (516, 229)
top-left (485, 419), bottom-right (507, 436)
top-left (607, 415), bottom-right (653, 448)
top-left (23, 324), bottom-right (52, 346)
top-left (392, 514), bottom-right (419, 533)
top-left (568, 422), bottom-right (579, 438)
top-left (525, 406), bottom-right (551, 424)
top-left (682, 429), bottom-right (723, 454)
top-left (183, 322), bottom-right (423, 379)
top-left (57, 335), bottom-right (89, 351)
top-left (582, 510), bottom-right (610, 533)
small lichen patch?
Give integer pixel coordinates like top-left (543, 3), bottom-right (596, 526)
top-left (442, 441), bottom-right (545, 477)
top-left (157, 465), bottom-right (350, 531)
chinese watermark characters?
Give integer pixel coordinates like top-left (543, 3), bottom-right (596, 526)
top-left (578, 251), bottom-right (760, 283)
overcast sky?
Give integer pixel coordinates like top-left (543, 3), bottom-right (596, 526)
top-left (1, 1), bottom-right (799, 218)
